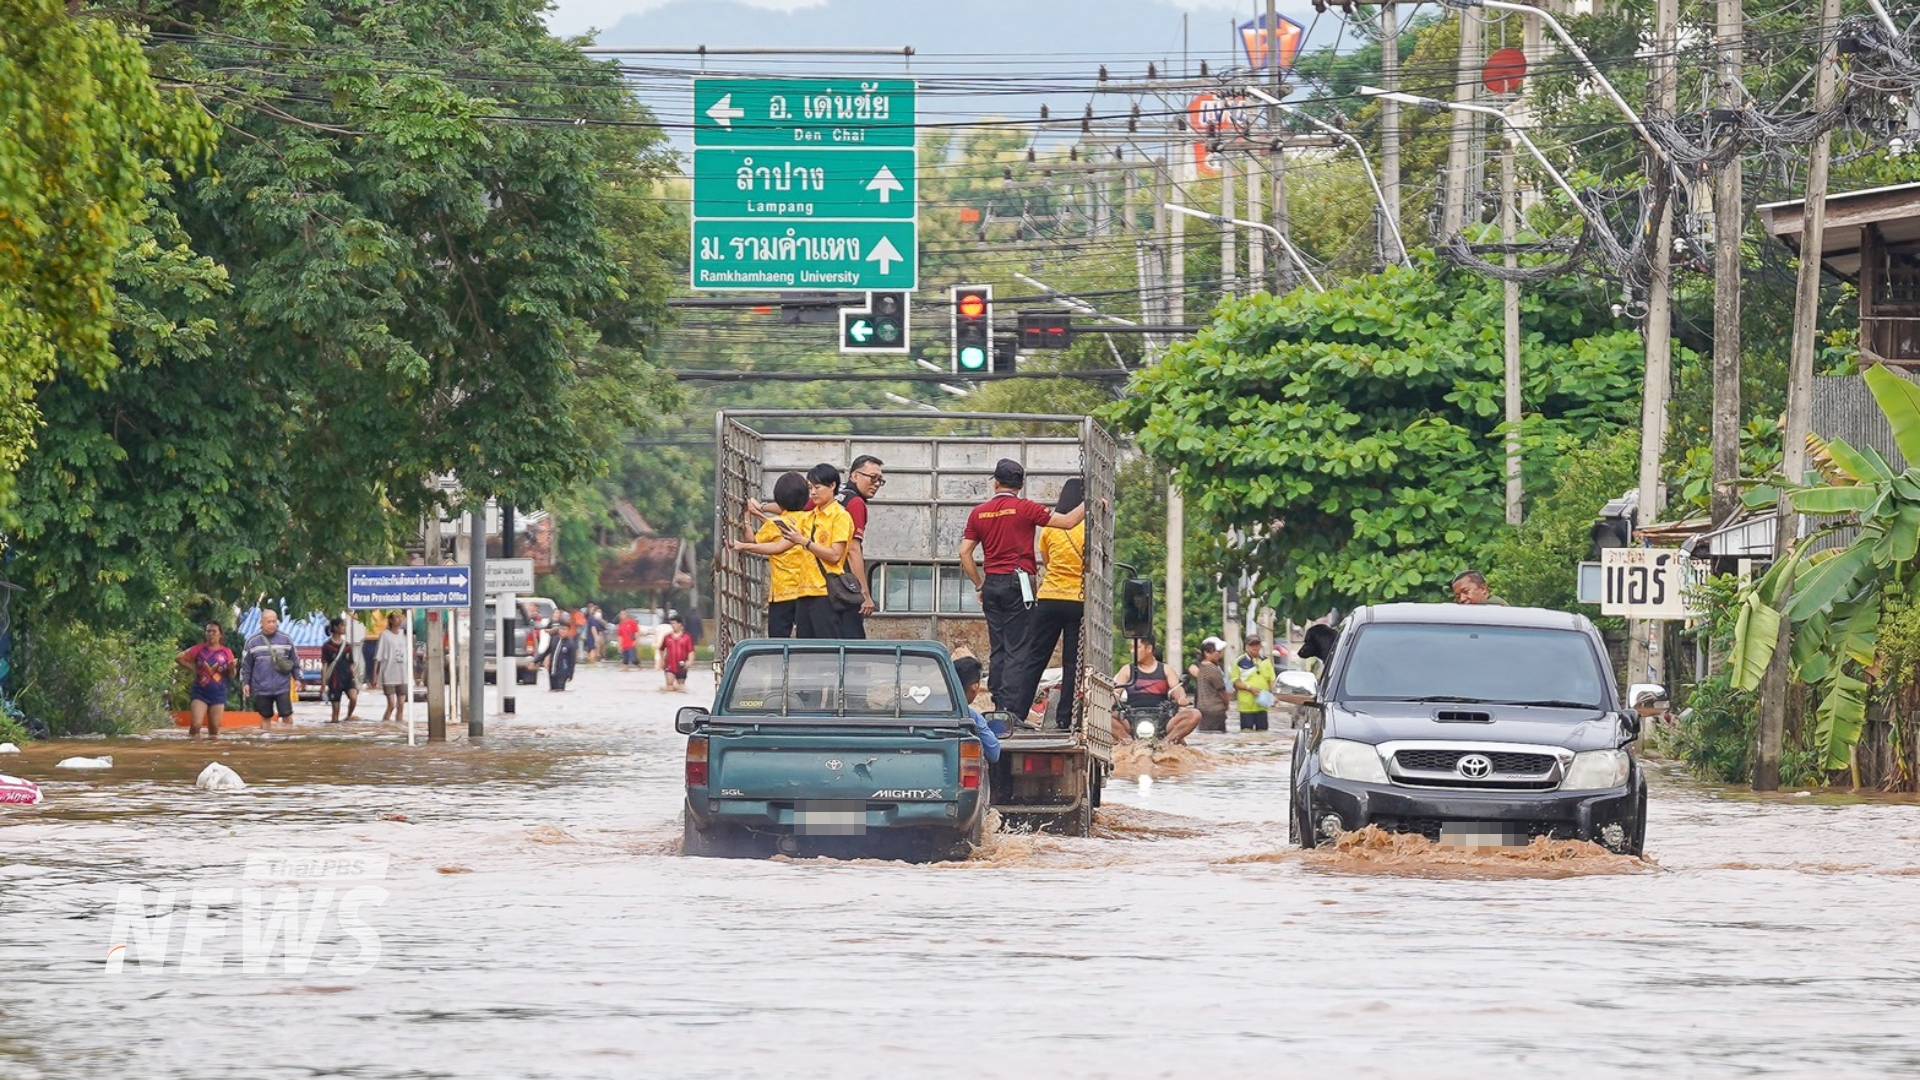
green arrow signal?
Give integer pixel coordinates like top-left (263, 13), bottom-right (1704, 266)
top-left (850, 319), bottom-right (873, 343)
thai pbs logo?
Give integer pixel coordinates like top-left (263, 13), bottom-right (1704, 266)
top-left (105, 852), bottom-right (390, 974)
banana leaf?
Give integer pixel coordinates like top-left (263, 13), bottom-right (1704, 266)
top-left (1812, 668), bottom-right (1870, 773)
top-left (1879, 504), bottom-right (1920, 565)
top-left (1789, 485), bottom-right (1878, 514)
top-left (1790, 612), bottom-right (1830, 684)
top-left (1730, 594), bottom-right (1783, 692)
top-left (1865, 364), bottom-right (1920, 467)
top-left (1820, 436), bottom-right (1894, 484)
top-left (1742, 484), bottom-right (1782, 510)
top-left (1827, 588), bottom-right (1873, 664)
top-left (1783, 546), bottom-right (1874, 621)
top-left (1893, 470), bottom-right (1920, 502)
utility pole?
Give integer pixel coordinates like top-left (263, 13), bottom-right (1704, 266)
top-left (468, 504), bottom-right (486, 739)
top-left (1502, 138), bottom-right (1523, 525)
top-left (1380, 0), bottom-right (1402, 262)
top-left (1709, 0), bottom-right (1744, 526)
top-left (1267, 0), bottom-right (1291, 293)
top-left (1442, 5), bottom-right (1483, 238)
top-left (1166, 151), bottom-right (1187, 674)
top-left (1631, 0), bottom-right (1680, 690)
top-left (1246, 154), bottom-right (1266, 291)
top-left (500, 504), bottom-right (517, 715)
top-left (425, 508), bottom-right (446, 742)
top-left (1221, 164), bottom-right (1237, 299)
top-left (1757, 0), bottom-right (1843, 790)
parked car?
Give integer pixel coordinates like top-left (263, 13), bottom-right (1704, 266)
top-left (1287, 603), bottom-right (1653, 856)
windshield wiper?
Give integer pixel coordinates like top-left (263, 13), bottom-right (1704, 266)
top-left (1490, 699), bottom-right (1601, 709)
top-left (1354, 695), bottom-right (1494, 704)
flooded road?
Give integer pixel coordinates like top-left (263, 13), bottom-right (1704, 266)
top-left (4, 667), bottom-right (1920, 1078)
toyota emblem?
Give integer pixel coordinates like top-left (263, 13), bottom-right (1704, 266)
top-left (823, 758), bottom-right (843, 771)
top-left (1456, 753), bottom-right (1494, 779)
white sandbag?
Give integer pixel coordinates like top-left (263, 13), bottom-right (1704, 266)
top-left (0, 743), bottom-right (18, 754)
top-left (195, 762), bottom-right (246, 793)
top-left (0, 774), bottom-right (43, 806)
top-left (55, 755), bottom-right (113, 770)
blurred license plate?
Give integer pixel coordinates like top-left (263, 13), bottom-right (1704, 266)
top-left (796, 801), bottom-right (866, 836)
top-left (1440, 821), bottom-right (1527, 848)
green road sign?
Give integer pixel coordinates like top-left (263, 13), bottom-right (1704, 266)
top-left (694, 148), bottom-right (916, 221)
top-left (691, 78), bottom-right (918, 296)
top-left (693, 220), bottom-right (918, 292)
top-left (694, 79), bottom-right (915, 148)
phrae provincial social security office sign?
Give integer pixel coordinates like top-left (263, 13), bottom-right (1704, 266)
top-left (691, 79), bottom-right (917, 291)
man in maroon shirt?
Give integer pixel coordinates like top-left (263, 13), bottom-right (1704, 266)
top-left (838, 454), bottom-right (885, 639)
top-left (959, 459), bottom-right (1088, 711)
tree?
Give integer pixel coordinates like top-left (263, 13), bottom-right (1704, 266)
top-left (7, 0), bottom-right (683, 623)
top-left (1484, 428), bottom-right (1639, 614)
top-left (1107, 257), bottom-right (1650, 622)
top-left (0, 1), bottom-right (211, 492)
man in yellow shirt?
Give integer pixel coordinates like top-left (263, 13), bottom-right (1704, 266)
top-left (1007, 479), bottom-right (1086, 729)
top-left (732, 472), bottom-right (829, 638)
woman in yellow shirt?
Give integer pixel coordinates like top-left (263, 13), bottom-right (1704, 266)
top-left (731, 472), bottom-right (828, 638)
top-left (1009, 478), bottom-right (1086, 729)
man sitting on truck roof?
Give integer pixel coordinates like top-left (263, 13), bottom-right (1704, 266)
top-left (952, 656), bottom-right (1002, 764)
top-left (958, 459), bottom-right (1089, 712)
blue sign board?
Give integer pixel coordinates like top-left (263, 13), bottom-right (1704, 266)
top-left (347, 565), bottom-right (472, 610)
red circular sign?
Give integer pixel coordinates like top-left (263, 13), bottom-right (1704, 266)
top-left (1484, 48), bottom-right (1527, 95)
top-left (958, 295), bottom-right (986, 319)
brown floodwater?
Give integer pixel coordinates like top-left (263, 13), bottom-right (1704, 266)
top-left (4, 666), bottom-right (1920, 1078)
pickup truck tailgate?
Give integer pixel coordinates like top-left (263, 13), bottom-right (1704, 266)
top-left (710, 730), bottom-right (959, 801)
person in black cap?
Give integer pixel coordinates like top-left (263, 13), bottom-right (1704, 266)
top-left (958, 459), bottom-right (1088, 711)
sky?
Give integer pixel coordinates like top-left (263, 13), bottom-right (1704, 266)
top-left (543, 0), bottom-right (1315, 41)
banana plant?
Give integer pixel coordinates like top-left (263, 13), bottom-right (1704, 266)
top-left (1730, 364), bottom-right (1920, 772)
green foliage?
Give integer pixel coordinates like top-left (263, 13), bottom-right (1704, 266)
top-left (7, 0), bottom-right (683, 629)
top-left (1730, 365), bottom-right (1920, 773)
top-left (1106, 257), bottom-right (1649, 621)
top-left (0, 1), bottom-right (212, 494)
top-left (16, 621), bottom-right (178, 738)
top-left (0, 696), bottom-right (28, 746)
top-left (1485, 429), bottom-right (1639, 616)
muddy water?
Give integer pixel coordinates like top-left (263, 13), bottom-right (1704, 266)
top-left (4, 669), bottom-right (1920, 1078)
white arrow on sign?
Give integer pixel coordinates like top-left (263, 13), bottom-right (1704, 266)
top-left (449, 572), bottom-right (470, 589)
top-left (705, 93), bottom-right (746, 129)
top-left (849, 319), bottom-right (873, 343)
top-left (865, 165), bottom-right (905, 204)
top-left (865, 235), bottom-right (904, 276)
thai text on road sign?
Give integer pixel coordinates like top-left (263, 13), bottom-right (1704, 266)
top-left (347, 566), bottom-right (472, 611)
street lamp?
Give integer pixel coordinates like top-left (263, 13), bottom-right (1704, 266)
top-left (1163, 202), bottom-right (1325, 294)
top-left (1238, 84), bottom-right (1411, 267)
top-left (1441, 0), bottom-right (1668, 166)
top-left (1355, 86), bottom-right (1615, 246)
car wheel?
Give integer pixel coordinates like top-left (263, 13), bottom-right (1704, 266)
top-left (1291, 791), bottom-right (1318, 849)
top-left (1088, 764), bottom-right (1104, 809)
top-left (1626, 784), bottom-right (1649, 857)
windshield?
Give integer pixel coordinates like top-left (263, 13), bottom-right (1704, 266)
top-left (720, 649), bottom-right (960, 719)
top-left (1337, 623), bottom-right (1608, 709)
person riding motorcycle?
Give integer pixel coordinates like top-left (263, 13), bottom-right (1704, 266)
top-left (1111, 638), bottom-right (1202, 745)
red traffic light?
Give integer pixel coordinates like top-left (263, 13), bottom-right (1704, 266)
top-left (958, 294), bottom-right (987, 319)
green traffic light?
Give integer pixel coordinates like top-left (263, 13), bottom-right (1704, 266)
top-left (958, 345), bottom-right (988, 371)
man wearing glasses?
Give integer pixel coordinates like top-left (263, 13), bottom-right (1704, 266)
top-left (838, 455), bottom-right (886, 638)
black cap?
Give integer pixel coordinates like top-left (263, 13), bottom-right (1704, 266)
top-left (994, 458), bottom-right (1026, 489)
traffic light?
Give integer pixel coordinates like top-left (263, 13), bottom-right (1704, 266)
top-left (993, 338), bottom-right (1017, 374)
top-left (839, 291), bottom-right (909, 354)
top-left (1018, 312), bottom-right (1074, 350)
top-left (951, 284), bottom-right (992, 374)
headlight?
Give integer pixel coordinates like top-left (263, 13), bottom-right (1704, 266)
top-left (1563, 749), bottom-right (1631, 791)
top-left (1135, 719), bottom-right (1157, 741)
top-left (1318, 739), bottom-right (1388, 784)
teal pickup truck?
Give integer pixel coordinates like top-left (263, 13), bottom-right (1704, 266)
top-left (678, 641), bottom-right (993, 861)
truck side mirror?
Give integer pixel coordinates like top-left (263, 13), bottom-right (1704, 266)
top-left (1122, 578), bottom-right (1155, 639)
top-left (1628, 683), bottom-right (1668, 716)
top-left (1276, 670), bottom-right (1318, 699)
top-left (675, 706), bottom-right (710, 735)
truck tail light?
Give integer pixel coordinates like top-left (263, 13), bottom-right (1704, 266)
top-left (685, 736), bottom-right (709, 787)
top-left (960, 739), bottom-right (983, 790)
top-left (1017, 754), bottom-right (1067, 776)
